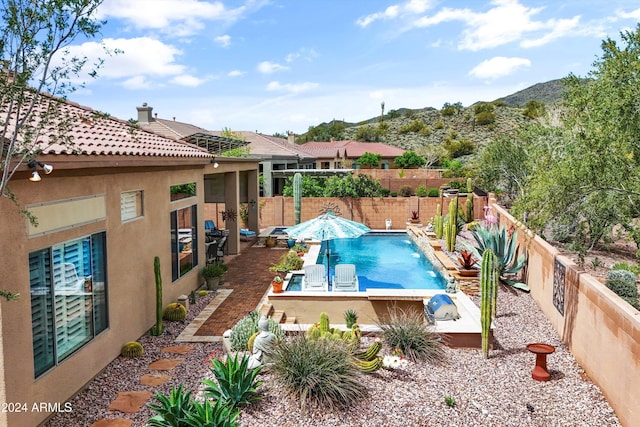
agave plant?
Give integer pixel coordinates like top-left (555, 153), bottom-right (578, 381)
top-left (464, 224), bottom-right (529, 291)
top-left (202, 353), bottom-right (263, 409)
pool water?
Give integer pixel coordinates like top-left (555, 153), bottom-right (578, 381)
top-left (287, 233), bottom-right (446, 291)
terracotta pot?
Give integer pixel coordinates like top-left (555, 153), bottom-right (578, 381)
top-left (272, 280), bottom-right (283, 293)
top-left (265, 237), bottom-right (276, 248)
top-left (457, 268), bottom-right (480, 277)
top-left (410, 219), bottom-right (420, 224)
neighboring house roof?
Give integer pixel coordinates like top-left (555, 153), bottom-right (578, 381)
top-left (15, 96), bottom-right (211, 158)
top-left (210, 131), bottom-right (315, 160)
top-left (298, 140), bottom-right (405, 159)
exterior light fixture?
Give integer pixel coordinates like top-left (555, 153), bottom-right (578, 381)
top-left (250, 199), bottom-right (256, 210)
top-left (211, 157), bottom-right (219, 168)
top-left (27, 159), bottom-right (53, 182)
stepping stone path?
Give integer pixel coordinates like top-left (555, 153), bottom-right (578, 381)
top-left (148, 358), bottom-right (185, 371)
top-left (96, 346), bottom-right (195, 425)
top-left (107, 391), bottom-right (152, 414)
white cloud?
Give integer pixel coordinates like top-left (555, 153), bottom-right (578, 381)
top-left (214, 35), bottom-right (232, 47)
top-left (616, 8), bottom-right (640, 20)
top-left (227, 70), bottom-right (245, 77)
top-left (64, 37), bottom-right (185, 80)
top-left (521, 16), bottom-right (580, 48)
top-left (97, 0), bottom-right (247, 37)
top-left (257, 61), bottom-right (289, 74)
top-left (357, 5), bottom-right (400, 27)
top-left (285, 48), bottom-right (319, 63)
top-left (121, 75), bottom-right (151, 90)
top-left (468, 56), bottom-right (531, 80)
top-left (266, 81), bottom-right (319, 94)
top-left (170, 74), bottom-right (206, 87)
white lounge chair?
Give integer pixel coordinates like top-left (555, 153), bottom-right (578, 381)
top-left (302, 264), bottom-right (328, 291)
top-left (332, 264), bottom-right (358, 291)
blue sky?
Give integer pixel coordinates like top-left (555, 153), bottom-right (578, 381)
top-left (64, 0), bottom-right (640, 135)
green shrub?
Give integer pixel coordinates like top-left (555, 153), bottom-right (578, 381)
top-left (427, 188), bottom-right (440, 197)
top-left (390, 191), bottom-right (397, 197)
top-left (230, 311), bottom-right (285, 351)
top-left (606, 270), bottom-right (639, 308)
top-left (611, 262), bottom-right (640, 276)
top-left (399, 119), bottom-right (426, 134)
top-left (434, 120), bottom-right (445, 129)
top-left (378, 307), bottom-right (445, 363)
top-left (202, 353), bottom-right (263, 409)
top-left (147, 384), bottom-right (239, 427)
top-left (271, 336), bottom-right (367, 411)
top-left (399, 185), bottom-right (412, 197)
top-left (415, 184), bottom-right (428, 197)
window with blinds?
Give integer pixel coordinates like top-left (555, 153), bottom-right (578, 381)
top-left (120, 190), bottom-right (143, 222)
top-left (29, 232), bottom-right (108, 378)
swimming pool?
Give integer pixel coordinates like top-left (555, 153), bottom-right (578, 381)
top-left (287, 233), bottom-right (446, 291)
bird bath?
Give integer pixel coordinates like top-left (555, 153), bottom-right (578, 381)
top-left (526, 343), bottom-right (555, 382)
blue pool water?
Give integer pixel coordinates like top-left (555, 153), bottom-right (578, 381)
top-left (287, 233), bottom-right (446, 291)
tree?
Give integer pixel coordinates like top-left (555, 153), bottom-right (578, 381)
top-left (356, 152), bottom-right (381, 168)
top-left (393, 151), bottom-right (426, 169)
top-left (513, 24), bottom-right (640, 251)
top-left (0, 0), bottom-right (105, 300)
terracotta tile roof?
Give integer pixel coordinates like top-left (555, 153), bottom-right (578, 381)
top-left (15, 95), bottom-right (211, 158)
top-left (298, 140), bottom-right (405, 158)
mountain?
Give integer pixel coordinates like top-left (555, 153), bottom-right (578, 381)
top-left (298, 79), bottom-right (565, 152)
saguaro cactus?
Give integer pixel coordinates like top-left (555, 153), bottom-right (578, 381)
top-left (481, 249), bottom-right (498, 358)
top-left (293, 172), bottom-right (302, 225)
top-left (151, 256), bottom-right (164, 336)
top-left (445, 197), bottom-right (459, 252)
top-left (465, 178), bottom-right (474, 222)
top-left (434, 203), bottom-right (443, 239)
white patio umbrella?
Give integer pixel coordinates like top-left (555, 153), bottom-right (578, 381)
top-left (284, 212), bottom-right (370, 285)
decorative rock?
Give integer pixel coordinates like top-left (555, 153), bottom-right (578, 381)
top-left (140, 373), bottom-right (171, 386)
top-left (90, 418), bottom-right (133, 427)
top-left (107, 391), bottom-right (152, 414)
top-left (148, 358), bottom-right (184, 371)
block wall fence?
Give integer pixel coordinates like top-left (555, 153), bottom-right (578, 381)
top-left (489, 198), bottom-right (640, 427)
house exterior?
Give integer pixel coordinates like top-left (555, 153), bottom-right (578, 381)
top-left (0, 97), bottom-right (259, 427)
top-left (297, 140), bottom-right (406, 169)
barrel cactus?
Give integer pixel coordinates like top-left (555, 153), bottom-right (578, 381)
top-left (163, 303), bottom-right (187, 321)
top-left (293, 172), bottom-right (302, 225)
top-left (121, 341), bottom-right (144, 358)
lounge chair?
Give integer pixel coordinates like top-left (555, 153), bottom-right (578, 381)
top-left (302, 264), bottom-right (328, 291)
top-left (332, 264), bottom-right (358, 291)
top-left (240, 228), bottom-right (257, 241)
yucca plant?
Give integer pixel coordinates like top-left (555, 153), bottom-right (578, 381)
top-left (464, 223), bottom-right (529, 291)
top-left (378, 307), bottom-right (445, 363)
top-left (201, 353), bottom-right (263, 409)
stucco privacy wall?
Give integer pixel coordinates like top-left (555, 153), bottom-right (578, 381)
top-left (0, 163), bottom-right (216, 427)
top-left (491, 202), bottom-right (640, 427)
top-left (257, 194), bottom-right (487, 230)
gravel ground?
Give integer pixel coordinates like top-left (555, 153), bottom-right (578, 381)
top-left (45, 289), bottom-right (621, 427)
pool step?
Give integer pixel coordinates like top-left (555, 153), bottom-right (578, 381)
top-left (284, 316), bottom-right (297, 324)
top-left (259, 303), bottom-right (274, 317)
top-left (271, 310), bottom-right (286, 324)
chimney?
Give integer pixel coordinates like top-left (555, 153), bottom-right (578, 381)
top-left (136, 103), bottom-right (153, 124)
top-left (287, 132), bottom-right (295, 145)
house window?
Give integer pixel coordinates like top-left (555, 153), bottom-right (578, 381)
top-left (29, 232), bottom-right (108, 378)
top-left (321, 161), bottom-right (330, 169)
top-left (171, 204), bottom-right (198, 281)
top-left (170, 182), bottom-right (196, 202)
top-left (121, 190), bottom-right (143, 222)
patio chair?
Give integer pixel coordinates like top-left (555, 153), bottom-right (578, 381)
top-left (53, 262), bottom-right (85, 291)
top-left (332, 264), bottom-right (358, 291)
top-left (240, 228), bottom-right (257, 241)
top-left (206, 241), bottom-right (220, 264)
top-left (302, 264), bottom-right (328, 291)
top-left (217, 236), bottom-right (228, 258)
top-left (204, 220), bottom-right (216, 233)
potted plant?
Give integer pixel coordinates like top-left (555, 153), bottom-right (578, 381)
top-left (265, 235), bottom-right (276, 248)
top-left (292, 243), bottom-right (308, 257)
top-left (201, 262), bottom-right (228, 290)
top-left (409, 210), bottom-right (420, 224)
top-left (271, 275), bottom-right (284, 293)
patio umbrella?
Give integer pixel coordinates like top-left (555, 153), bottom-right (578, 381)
top-left (284, 212), bottom-right (370, 285)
